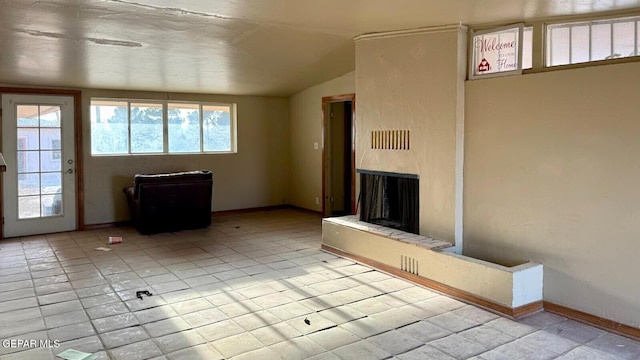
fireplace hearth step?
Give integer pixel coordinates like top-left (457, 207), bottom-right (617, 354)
top-left (323, 215), bottom-right (451, 251)
top-left (321, 215), bottom-right (544, 317)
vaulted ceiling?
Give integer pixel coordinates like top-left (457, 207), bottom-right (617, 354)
top-left (1, 0), bottom-right (638, 96)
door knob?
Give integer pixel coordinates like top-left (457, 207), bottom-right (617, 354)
top-left (65, 169), bottom-right (73, 174)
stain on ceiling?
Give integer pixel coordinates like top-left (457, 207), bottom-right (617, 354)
top-left (0, 0), bottom-right (638, 96)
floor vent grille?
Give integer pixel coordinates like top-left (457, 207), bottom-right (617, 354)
top-left (401, 255), bottom-right (419, 275)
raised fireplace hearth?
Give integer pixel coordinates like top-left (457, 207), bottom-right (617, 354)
top-left (358, 169), bottom-right (419, 234)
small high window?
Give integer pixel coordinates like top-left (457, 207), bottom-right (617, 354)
top-left (546, 16), bottom-right (640, 66)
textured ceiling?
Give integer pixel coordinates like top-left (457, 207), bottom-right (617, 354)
top-left (0, 0), bottom-right (638, 96)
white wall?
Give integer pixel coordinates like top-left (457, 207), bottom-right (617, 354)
top-left (82, 89), bottom-right (290, 225)
top-left (288, 71), bottom-right (355, 211)
top-left (465, 61), bottom-right (640, 327)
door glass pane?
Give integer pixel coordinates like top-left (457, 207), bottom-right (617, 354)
top-left (41, 173), bottom-right (62, 195)
top-left (41, 152), bottom-right (62, 172)
top-left (17, 151), bottom-right (39, 173)
top-left (19, 196), bottom-right (41, 219)
top-left (42, 194), bottom-right (62, 216)
top-left (168, 103), bottom-right (200, 153)
top-left (18, 173), bottom-right (40, 196)
top-left (131, 102), bottom-right (163, 153)
top-left (16, 105), bottom-right (39, 127)
top-left (40, 128), bottom-right (61, 150)
top-left (203, 105), bottom-right (231, 152)
top-left (17, 129), bottom-right (39, 150)
top-left (39, 106), bottom-right (61, 127)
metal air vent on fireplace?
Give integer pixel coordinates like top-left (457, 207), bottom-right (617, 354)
top-left (401, 255), bottom-right (419, 275)
top-left (371, 130), bottom-right (410, 150)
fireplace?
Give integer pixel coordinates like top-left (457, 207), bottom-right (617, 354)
top-left (358, 169), bottom-right (419, 234)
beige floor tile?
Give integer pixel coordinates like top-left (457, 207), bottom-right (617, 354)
top-left (250, 322), bottom-right (302, 346)
top-left (211, 332), bottom-right (264, 358)
top-left (165, 343), bottom-right (223, 360)
top-left (92, 313), bottom-right (140, 333)
top-left (155, 329), bottom-right (206, 353)
top-left (307, 326), bottom-right (361, 350)
top-left (100, 326), bottom-right (150, 349)
top-left (143, 317), bottom-right (192, 338)
top-left (196, 319), bottom-right (246, 342)
top-left (108, 339), bottom-right (163, 360)
top-left (44, 309), bottom-right (89, 329)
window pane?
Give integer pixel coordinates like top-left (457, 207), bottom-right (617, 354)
top-left (90, 100), bottom-right (129, 155)
top-left (168, 103), bottom-right (201, 153)
top-left (591, 23), bottom-right (612, 61)
top-left (203, 105), bottom-right (232, 152)
top-left (522, 27), bottom-right (533, 69)
top-left (613, 21), bottom-right (635, 58)
top-left (550, 27), bottom-right (570, 66)
top-left (131, 103), bottom-right (163, 153)
top-left (571, 25), bottom-right (591, 64)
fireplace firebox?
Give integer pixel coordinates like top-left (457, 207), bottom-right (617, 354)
top-left (358, 169), bottom-right (419, 234)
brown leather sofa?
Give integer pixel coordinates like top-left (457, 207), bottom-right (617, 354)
top-left (123, 170), bottom-right (213, 234)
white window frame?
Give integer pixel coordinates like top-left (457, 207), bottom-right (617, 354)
top-left (90, 98), bottom-right (237, 156)
top-left (469, 23), bottom-right (524, 80)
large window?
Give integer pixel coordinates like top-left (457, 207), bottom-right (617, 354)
top-left (547, 16), bottom-right (640, 66)
top-left (91, 99), bottom-right (236, 155)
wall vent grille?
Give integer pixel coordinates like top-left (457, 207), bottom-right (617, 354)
top-left (371, 130), bottom-right (410, 150)
top-left (400, 255), bottom-right (419, 275)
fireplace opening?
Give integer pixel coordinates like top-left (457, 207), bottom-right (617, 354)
top-left (358, 169), bottom-right (419, 234)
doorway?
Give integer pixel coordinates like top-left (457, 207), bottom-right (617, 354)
top-left (322, 94), bottom-right (355, 217)
top-left (2, 94), bottom-right (77, 237)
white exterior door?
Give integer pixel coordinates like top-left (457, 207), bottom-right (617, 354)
top-left (2, 94), bottom-right (76, 237)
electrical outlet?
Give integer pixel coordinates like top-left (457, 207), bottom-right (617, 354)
top-left (315, 197), bottom-right (319, 205)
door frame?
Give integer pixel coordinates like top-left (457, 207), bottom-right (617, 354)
top-left (321, 94), bottom-right (356, 217)
top-left (0, 87), bottom-right (85, 236)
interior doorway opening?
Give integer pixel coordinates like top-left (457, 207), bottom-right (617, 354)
top-left (322, 94), bottom-right (355, 217)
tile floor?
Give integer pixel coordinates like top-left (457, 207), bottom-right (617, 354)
top-left (1, 209), bottom-right (639, 360)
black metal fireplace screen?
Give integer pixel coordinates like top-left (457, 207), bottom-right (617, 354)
top-left (359, 170), bottom-right (419, 234)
